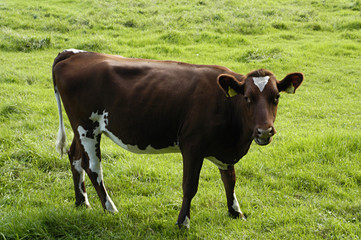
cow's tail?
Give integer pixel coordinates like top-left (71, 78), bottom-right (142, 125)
top-left (54, 87), bottom-right (66, 156)
top-left (52, 51), bottom-right (74, 156)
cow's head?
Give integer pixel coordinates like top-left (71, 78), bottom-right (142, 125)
top-left (218, 69), bottom-right (303, 146)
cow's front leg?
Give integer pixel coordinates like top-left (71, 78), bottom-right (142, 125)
top-left (176, 149), bottom-right (204, 229)
top-left (219, 165), bottom-right (246, 220)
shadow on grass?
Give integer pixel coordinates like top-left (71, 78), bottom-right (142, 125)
top-left (0, 206), bottom-right (193, 240)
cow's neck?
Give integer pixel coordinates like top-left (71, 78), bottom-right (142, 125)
top-left (230, 99), bottom-right (254, 160)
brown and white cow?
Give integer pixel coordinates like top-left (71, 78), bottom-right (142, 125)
top-left (53, 49), bottom-right (303, 228)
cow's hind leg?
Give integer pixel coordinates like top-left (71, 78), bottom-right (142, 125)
top-left (77, 125), bottom-right (118, 213)
top-left (68, 137), bottom-right (90, 208)
top-left (219, 166), bottom-right (246, 220)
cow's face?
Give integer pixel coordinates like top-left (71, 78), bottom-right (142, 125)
top-left (217, 69), bottom-right (303, 146)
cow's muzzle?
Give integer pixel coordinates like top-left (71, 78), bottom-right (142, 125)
top-left (254, 127), bottom-right (275, 146)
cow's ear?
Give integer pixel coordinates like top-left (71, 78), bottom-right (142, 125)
top-left (217, 74), bottom-right (244, 97)
top-left (277, 72), bottom-right (304, 94)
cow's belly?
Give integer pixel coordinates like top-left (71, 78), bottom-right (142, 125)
top-left (83, 110), bottom-right (180, 154)
top-left (104, 129), bottom-right (180, 154)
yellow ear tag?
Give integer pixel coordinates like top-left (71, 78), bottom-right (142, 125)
top-left (285, 85), bottom-right (295, 94)
top-left (228, 87), bottom-right (238, 97)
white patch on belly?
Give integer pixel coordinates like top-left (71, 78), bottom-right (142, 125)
top-left (206, 156), bottom-right (230, 170)
top-left (232, 193), bottom-right (241, 213)
top-left (89, 110), bottom-right (180, 154)
top-left (105, 130), bottom-right (180, 154)
top-left (64, 49), bottom-right (86, 54)
top-left (253, 76), bottom-right (270, 92)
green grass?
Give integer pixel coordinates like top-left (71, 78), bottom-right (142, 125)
top-left (1, 0), bottom-right (361, 239)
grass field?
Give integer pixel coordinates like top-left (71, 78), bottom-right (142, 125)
top-left (1, 0), bottom-right (361, 239)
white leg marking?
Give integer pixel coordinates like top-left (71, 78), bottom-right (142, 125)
top-left (81, 110), bottom-right (181, 213)
top-left (78, 114), bottom-right (118, 212)
top-left (232, 192), bottom-right (242, 213)
top-left (77, 126), bottom-right (103, 185)
top-left (182, 216), bottom-right (190, 229)
top-left (105, 195), bottom-right (118, 213)
top-left (73, 159), bottom-right (90, 206)
top-left (253, 76), bottom-right (270, 92)
top-left (72, 159), bottom-right (84, 173)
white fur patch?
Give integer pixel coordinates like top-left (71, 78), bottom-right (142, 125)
top-left (232, 193), bottom-right (241, 213)
top-left (72, 159), bottom-right (90, 206)
top-left (106, 129), bottom-right (180, 154)
top-left (79, 110), bottom-right (181, 179)
top-left (182, 216), bottom-right (190, 229)
top-left (77, 126), bottom-right (103, 185)
top-left (253, 76), bottom-right (270, 92)
top-left (88, 110), bottom-right (180, 154)
top-left (105, 195), bottom-right (118, 213)
top-left (64, 49), bottom-right (86, 54)
top-left (206, 157), bottom-right (230, 170)
top-left (72, 159), bottom-right (83, 173)
top-left (78, 111), bottom-right (122, 212)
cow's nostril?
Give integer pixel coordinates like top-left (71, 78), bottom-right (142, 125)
top-left (256, 127), bottom-right (274, 138)
top-left (257, 128), bottom-right (262, 135)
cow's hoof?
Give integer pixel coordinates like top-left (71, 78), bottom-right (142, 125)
top-left (176, 216), bottom-right (190, 229)
top-left (75, 200), bottom-right (91, 208)
top-left (229, 211), bottom-right (247, 220)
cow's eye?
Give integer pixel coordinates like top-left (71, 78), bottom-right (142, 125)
top-left (244, 96), bottom-right (252, 104)
top-left (273, 95), bottom-right (280, 104)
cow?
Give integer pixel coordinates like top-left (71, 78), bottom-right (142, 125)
top-left (52, 49), bottom-right (303, 228)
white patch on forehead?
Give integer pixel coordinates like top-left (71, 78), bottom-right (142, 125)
top-left (206, 157), bottom-right (230, 170)
top-left (253, 76), bottom-right (270, 92)
top-left (64, 49), bottom-right (86, 54)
